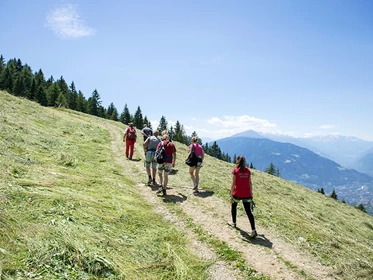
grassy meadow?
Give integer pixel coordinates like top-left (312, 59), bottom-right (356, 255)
top-left (1, 90), bottom-right (373, 279)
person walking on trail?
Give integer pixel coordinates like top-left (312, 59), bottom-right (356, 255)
top-left (228, 155), bottom-right (257, 238)
top-left (123, 122), bottom-right (137, 160)
top-left (156, 134), bottom-right (176, 196)
top-left (141, 124), bottom-right (153, 142)
top-left (188, 137), bottom-right (204, 193)
top-left (143, 130), bottom-right (161, 186)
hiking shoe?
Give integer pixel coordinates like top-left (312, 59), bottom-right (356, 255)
top-left (156, 186), bottom-right (163, 194)
top-left (227, 221), bottom-right (236, 228)
top-left (162, 188), bottom-right (167, 196)
top-left (192, 185), bottom-right (199, 193)
top-left (152, 179), bottom-right (156, 186)
top-left (147, 178), bottom-right (152, 185)
top-left (250, 230), bottom-right (258, 238)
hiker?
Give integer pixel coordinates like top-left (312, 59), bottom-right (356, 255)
top-left (156, 134), bottom-right (176, 196)
top-left (123, 122), bottom-right (137, 160)
top-left (188, 137), bottom-right (204, 193)
top-left (141, 124), bottom-right (153, 142)
top-left (228, 155), bottom-right (257, 238)
top-left (143, 130), bottom-right (161, 186)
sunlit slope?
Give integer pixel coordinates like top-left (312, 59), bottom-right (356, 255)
top-left (1, 90), bottom-right (373, 279)
top-left (0, 91), bottom-right (210, 279)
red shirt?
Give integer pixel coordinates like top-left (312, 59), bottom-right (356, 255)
top-left (157, 140), bottom-right (176, 163)
top-left (232, 167), bottom-right (252, 198)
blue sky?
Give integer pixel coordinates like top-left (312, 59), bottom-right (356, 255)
top-left (1, 0), bottom-right (373, 141)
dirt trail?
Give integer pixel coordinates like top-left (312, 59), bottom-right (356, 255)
top-left (105, 123), bottom-right (337, 280)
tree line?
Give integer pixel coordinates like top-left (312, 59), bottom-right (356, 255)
top-left (0, 55), bottom-right (231, 163)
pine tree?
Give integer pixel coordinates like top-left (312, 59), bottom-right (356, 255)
top-left (265, 163), bottom-right (276, 175)
top-left (107, 102), bottom-right (119, 121)
top-left (120, 104), bottom-right (131, 124)
top-left (355, 204), bottom-right (367, 213)
top-left (233, 154), bottom-right (237, 163)
top-left (76, 91), bottom-right (87, 112)
top-left (330, 189), bottom-right (338, 200)
top-left (21, 64), bottom-right (33, 98)
top-left (47, 83), bottom-right (62, 106)
top-left (14, 75), bottom-right (25, 97)
top-left (133, 106), bottom-right (143, 128)
top-left (143, 116), bottom-right (151, 128)
top-left (57, 76), bottom-right (70, 108)
top-left (157, 116), bottom-right (168, 133)
top-left (250, 162), bottom-right (254, 169)
top-left (87, 89), bottom-right (101, 116)
top-left (35, 85), bottom-right (48, 106)
top-left (69, 81), bottom-right (78, 110)
top-left (0, 61), bottom-right (16, 93)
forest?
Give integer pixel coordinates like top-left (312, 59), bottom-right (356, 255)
top-left (0, 55), bottom-right (231, 162)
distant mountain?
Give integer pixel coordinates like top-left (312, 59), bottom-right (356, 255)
top-left (353, 148), bottom-right (373, 177)
top-left (216, 136), bottom-right (373, 214)
top-left (232, 131), bottom-right (373, 169)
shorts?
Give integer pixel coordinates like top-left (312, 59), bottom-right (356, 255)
top-left (157, 162), bottom-right (173, 174)
top-left (190, 157), bottom-right (203, 169)
top-left (145, 151), bottom-right (157, 168)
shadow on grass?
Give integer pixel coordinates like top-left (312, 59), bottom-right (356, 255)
top-left (129, 158), bottom-right (142, 162)
top-left (236, 227), bottom-right (273, 248)
top-left (169, 169), bottom-right (179, 175)
top-left (163, 193), bottom-right (187, 203)
top-left (194, 190), bottom-right (214, 198)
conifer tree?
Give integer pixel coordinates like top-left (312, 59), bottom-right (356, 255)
top-left (120, 104), bottom-right (131, 124)
top-left (87, 89), bottom-right (101, 116)
top-left (265, 163), bottom-right (276, 175)
top-left (330, 189), bottom-right (338, 200)
top-left (355, 204), bottom-right (367, 213)
top-left (143, 116), bottom-right (151, 128)
top-left (0, 61), bottom-right (15, 93)
top-left (57, 76), bottom-right (70, 108)
top-left (133, 106), bottom-right (143, 128)
top-left (157, 116), bottom-right (168, 133)
top-left (35, 85), bottom-right (48, 106)
top-left (76, 91), bottom-right (87, 112)
top-left (21, 65), bottom-right (33, 97)
top-left (14, 75), bottom-right (25, 97)
top-left (69, 81), bottom-right (78, 110)
top-left (107, 102), bottom-right (119, 121)
top-left (233, 154), bottom-right (237, 163)
top-left (47, 83), bottom-right (62, 106)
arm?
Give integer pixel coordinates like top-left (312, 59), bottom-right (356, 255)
top-left (250, 177), bottom-right (253, 199)
top-left (123, 129), bottom-right (127, 142)
top-left (143, 138), bottom-right (149, 154)
top-left (230, 174), bottom-right (236, 203)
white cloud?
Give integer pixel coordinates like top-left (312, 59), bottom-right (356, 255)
top-left (46, 4), bottom-right (95, 39)
top-left (319, 125), bottom-right (335, 129)
top-left (201, 115), bottom-right (277, 140)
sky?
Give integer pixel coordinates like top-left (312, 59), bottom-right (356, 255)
top-left (1, 0), bottom-right (373, 141)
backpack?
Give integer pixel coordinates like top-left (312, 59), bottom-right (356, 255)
top-left (127, 127), bottom-right (136, 140)
top-left (185, 144), bottom-right (198, 167)
top-left (155, 141), bottom-right (165, 164)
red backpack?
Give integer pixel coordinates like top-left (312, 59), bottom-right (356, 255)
top-left (126, 127), bottom-right (136, 140)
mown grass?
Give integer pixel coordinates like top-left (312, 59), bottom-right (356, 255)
top-left (171, 142), bottom-right (373, 279)
top-left (0, 91), bottom-right (209, 279)
top-left (2, 90), bottom-right (373, 279)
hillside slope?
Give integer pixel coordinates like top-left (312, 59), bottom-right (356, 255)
top-left (215, 136), bottom-right (373, 214)
top-left (1, 91), bottom-right (373, 279)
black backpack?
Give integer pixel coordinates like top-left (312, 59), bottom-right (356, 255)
top-left (185, 144), bottom-right (198, 166)
top-left (155, 141), bottom-right (165, 164)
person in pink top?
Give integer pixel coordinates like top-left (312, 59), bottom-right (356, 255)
top-left (227, 155), bottom-right (257, 238)
top-left (188, 137), bottom-right (204, 193)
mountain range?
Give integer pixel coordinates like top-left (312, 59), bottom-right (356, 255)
top-left (213, 130), bottom-right (373, 215)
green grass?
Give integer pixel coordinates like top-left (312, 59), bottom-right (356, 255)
top-left (1, 90), bottom-right (373, 279)
top-left (0, 91), bottom-right (209, 279)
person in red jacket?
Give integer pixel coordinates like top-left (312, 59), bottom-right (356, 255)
top-left (123, 123), bottom-right (137, 160)
top-left (228, 155), bottom-right (257, 238)
top-left (156, 134), bottom-right (176, 196)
